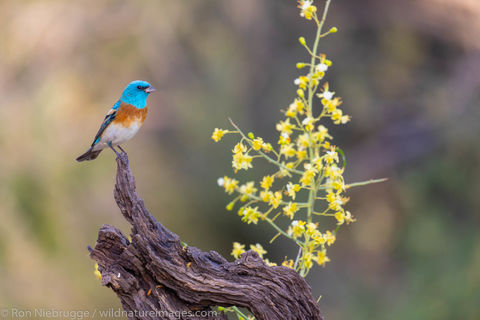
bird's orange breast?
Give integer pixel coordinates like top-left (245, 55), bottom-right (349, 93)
top-left (112, 102), bottom-right (148, 127)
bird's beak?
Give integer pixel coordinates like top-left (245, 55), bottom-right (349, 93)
top-left (144, 86), bottom-right (156, 93)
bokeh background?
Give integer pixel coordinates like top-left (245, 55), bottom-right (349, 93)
top-left (0, 0), bottom-right (479, 319)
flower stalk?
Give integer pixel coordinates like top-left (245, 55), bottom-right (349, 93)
top-left (211, 1), bottom-right (384, 318)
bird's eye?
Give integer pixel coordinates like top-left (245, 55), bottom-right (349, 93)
top-left (137, 85), bottom-right (142, 90)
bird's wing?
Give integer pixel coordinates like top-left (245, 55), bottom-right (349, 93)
top-left (91, 105), bottom-right (118, 146)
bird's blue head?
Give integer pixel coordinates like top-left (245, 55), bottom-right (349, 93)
top-left (120, 80), bottom-right (155, 109)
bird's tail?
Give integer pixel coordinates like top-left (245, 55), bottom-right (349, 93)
top-left (76, 147), bottom-right (102, 162)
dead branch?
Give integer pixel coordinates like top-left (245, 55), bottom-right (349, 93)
top-left (88, 152), bottom-right (323, 320)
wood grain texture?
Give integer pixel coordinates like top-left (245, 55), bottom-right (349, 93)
top-left (88, 152), bottom-right (323, 320)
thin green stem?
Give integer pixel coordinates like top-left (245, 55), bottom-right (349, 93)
top-left (346, 178), bottom-right (387, 188)
top-left (318, 0), bottom-right (333, 32)
top-left (232, 306), bottom-right (249, 319)
top-left (307, 0), bottom-right (331, 117)
top-left (298, 0), bottom-right (333, 278)
top-left (293, 246), bottom-right (302, 270)
top-left (264, 216), bottom-right (304, 246)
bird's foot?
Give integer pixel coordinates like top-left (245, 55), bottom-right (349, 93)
top-left (107, 142), bottom-right (121, 157)
top-left (117, 145), bottom-right (127, 154)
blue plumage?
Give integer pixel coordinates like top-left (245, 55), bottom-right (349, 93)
top-left (76, 80), bottom-right (155, 162)
top-left (119, 80), bottom-right (153, 109)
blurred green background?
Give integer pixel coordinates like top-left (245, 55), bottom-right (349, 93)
top-left (0, 0), bottom-right (479, 319)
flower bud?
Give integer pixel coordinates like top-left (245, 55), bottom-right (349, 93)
top-left (299, 37), bottom-right (306, 46)
top-left (226, 202), bottom-right (235, 211)
top-left (296, 62), bottom-right (306, 69)
top-left (248, 132), bottom-right (255, 139)
top-left (329, 27), bottom-right (338, 33)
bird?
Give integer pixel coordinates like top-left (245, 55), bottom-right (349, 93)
top-left (76, 80), bottom-right (155, 162)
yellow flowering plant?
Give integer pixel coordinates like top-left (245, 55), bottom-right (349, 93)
top-left (212, 1), bottom-right (384, 317)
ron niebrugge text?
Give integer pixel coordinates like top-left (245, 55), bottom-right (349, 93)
top-left (1, 307), bottom-right (218, 319)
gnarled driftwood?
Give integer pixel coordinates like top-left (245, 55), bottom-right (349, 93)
top-left (88, 153), bottom-right (323, 320)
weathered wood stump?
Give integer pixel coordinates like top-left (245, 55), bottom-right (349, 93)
top-left (88, 153), bottom-right (323, 320)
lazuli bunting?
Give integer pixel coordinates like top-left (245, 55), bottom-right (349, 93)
top-left (76, 80), bottom-right (155, 162)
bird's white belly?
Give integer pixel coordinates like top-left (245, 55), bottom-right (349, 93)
top-left (95, 122), bottom-right (141, 149)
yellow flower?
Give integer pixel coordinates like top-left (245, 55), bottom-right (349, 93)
top-left (233, 142), bottom-right (247, 154)
top-left (302, 117), bottom-right (315, 131)
top-left (283, 202), bottom-right (299, 219)
top-left (317, 82), bottom-right (334, 101)
top-left (319, 54), bottom-right (333, 67)
top-left (325, 165), bottom-right (343, 180)
top-left (341, 114), bottom-right (351, 124)
top-left (295, 99), bottom-right (305, 114)
top-left (329, 179), bottom-right (345, 191)
top-left (335, 210), bottom-right (356, 225)
top-left (222, 176), bottom-right (239, 194)
top-left (312, 231), bottom-right (326, 245)
top-left (324, 230), bottom-right (336, 246)
top-left (240, 206), bottom-right (261, 224)
top-left (295, 149), bottom-right (307, 161)
top-left (316, 250), bottom-right (330, 267)
top-left (264, 259), bottom-right (277, 267)
top-left (94, 263), bottom-right (102, 280)
top-left (301, 251), bottom-right (314, 269)
top-left (300, 165), bottom-right (317, 186)
top-left (232, 152), bottom-right (253, 171)
top-left (297, 0), bottom-right (317, 20)
top-left (232, 242), bottom-right (246, 259)
top-left (260, 175), bottom-right (274, 190)
top-left (305, 222), bottom-right (318, 237)
top-left (314, 55), bottom-right (332, 78)
top-left (326, 192), bottom-right (336, 203)
top-left (241, 181), bottom-right (257, 195)
top-left (287, 98), bottom-right (306, 117)
top-left (252, 137), bottom-right (264, 150)
top-left (313, 125), bottom-right (330, 143)
top-left (297, 88), bottom-right (305, 98)
top-left (280, 144), bottom-right (297, 159)
top-left (327, 192), bottom-right (343, 211)
top-left (278, 133), bottom-right (291, 145)
top-left (286, 182), bottom-right (301, 199)
top-left (331, 108), bottom-right (351, 124)
top-left (323, 96), bottom-right (342, 113)
top-left (277, 164), bottom-right (290, 178)
top-left (250, 243), bottom-right (267, 258)
top-left (260, 190), bottom-right (273, 202)
top-left (276, 119), bottom-right (294, 135)
top-left (239, 181), bottom-right (257, 201)
top-left (312, 157), bottom-right (323, 171)
top-left (297, 133), bottom-right (311, 148)
top-left (315, 62), bottom-right (329, 74)
top-left (294, 75), bottom-right (309, 89)
top-left (211, 128), bottom-right (226, 142)
top-left (286, 105), bottom-right (297, 118)
top-left (334, 211), bottom-right (344, 224)
top-left (324, 149), bottom-right (339, 164)
top-left (288, 220), bottom-right (306, 239)
top-left (282, 259), bottom-right (295, 269)
top-left (345, 211), bottom-right (356, 224)
top-left (262, 142), bottom-right (274, 153)
top-left (269, 191), bottom-right (283, 209)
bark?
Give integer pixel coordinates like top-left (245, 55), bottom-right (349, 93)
top-left (88, 152), bottom-right (323, 320)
